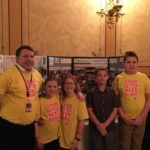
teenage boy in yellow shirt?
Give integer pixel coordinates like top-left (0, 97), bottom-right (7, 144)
top-left (113, 51), bottom-right (150, 150)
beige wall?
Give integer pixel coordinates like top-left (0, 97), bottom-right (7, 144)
top-left (1, 0), bottom-right (150, 67)
top-left (22, 0), bottom-right (105, 57)
top-left (9, 0), bottom-right (22, 54)
top-left (0, 0), bottom-right (9, 54)
top-left (116, 0), bottom-right (150, 66)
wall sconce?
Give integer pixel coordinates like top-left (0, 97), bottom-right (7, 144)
top-left (97, 0), bottom-right (124, 28)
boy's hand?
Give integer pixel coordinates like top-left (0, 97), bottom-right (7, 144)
top-left (101, 129), bottom-right (107, 136)
top-left (132, 115), bottom-right (145, 126)
top-left (96, 124), bottom-right (107, 136)
top-left (122, 116), bottom-right (133, 125)
top-left (99, 123), bottom-right (107, 131)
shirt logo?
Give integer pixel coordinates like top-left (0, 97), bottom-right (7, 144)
top-left (124, 80), bottom-right (137, 96)
top-left (46, 102), bottom-right (60, 121)
top-left (61, 103), bottom-right (72, 123)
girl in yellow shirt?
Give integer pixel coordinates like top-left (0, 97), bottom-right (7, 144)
top-left (35, 77), bottom-right (60, 150)
top-left (59, 75), bottom-right (89, 150)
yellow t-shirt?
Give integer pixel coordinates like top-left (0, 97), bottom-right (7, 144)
top-left (0, 65), bottom-right (43, 125)
top-left (113, 72), bottom-right (150, 118)
top-left (37, 95), bottom-right (60, 144)
top-left (59, 96), bottom-right (89, 149)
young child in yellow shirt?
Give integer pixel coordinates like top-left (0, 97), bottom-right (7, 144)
top-left (59, 75), bottom-right (89, 150)
top-left (35, 77), bottom-right (60, 150)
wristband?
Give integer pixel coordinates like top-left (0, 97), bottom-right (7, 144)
top-left (75, 137), bottom-right (81, 141)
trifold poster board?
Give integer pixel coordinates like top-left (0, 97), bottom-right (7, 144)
top-left (0, 55), bottom-right (43, 73)
top-left (46, 56), bottom-right (73, 85)
top-left (73, 57), bottom-right (108, 68)
top-left (48, 56), bottom-right (72, 71)
top-left (44, 56), bottom-right (109, 91)
top-left (108, 57), bottom-right (124, 73)
top-left (0, 55), bottom-right (16, 73)
top-left (73, 57), bottom-right (108, 93)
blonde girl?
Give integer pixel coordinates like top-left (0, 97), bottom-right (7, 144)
top-left (59, 75), bottom-right (89, 150)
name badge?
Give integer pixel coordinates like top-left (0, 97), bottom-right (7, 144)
top-left (26, 103), bottom-right (32, 112)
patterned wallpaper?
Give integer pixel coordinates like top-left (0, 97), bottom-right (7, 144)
top-left (22, 0), bottom-right (105, 57)
top-left (1, 0), bottom-right (150, 66)
top-left (0, 0), bottom-right (9, 55)
top-left (116, 0), bottom-right (150, 65)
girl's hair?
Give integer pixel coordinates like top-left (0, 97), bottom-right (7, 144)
top-left (61, 74), bottom-right (81, 99)
top-left (44, 76), bottom-right (58, 86)
top-left (39, 76), bottom-right (58, 97)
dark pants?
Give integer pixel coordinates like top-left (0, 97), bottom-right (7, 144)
top-left (44, 139), bottom-right (59, 150)
top-left (89, 127), bottom-right (115, 150)
top-left (0, 117), bottom-right (35, 150)
top-left (59, 147), bottom-right (78, 150)
top-left (59, 148), bottom-right (72, 150)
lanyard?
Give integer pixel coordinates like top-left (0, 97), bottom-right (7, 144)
top-left (16, 65), bottom-right (33, 98)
